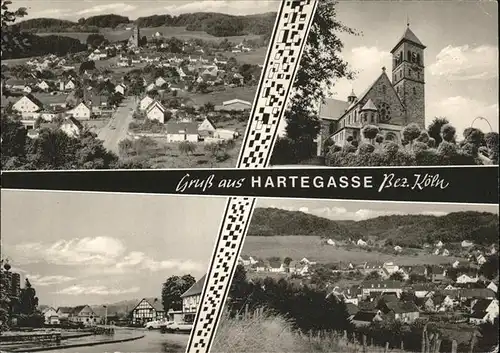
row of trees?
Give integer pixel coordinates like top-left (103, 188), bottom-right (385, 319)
top-left (325, 119), bottom-right (499, 167)
top-left (228, 265), bottom-right (353, 334)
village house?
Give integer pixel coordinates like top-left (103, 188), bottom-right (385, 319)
top-left (268, 260), bottom-right (286, 273)
top-left (487, 282), bottom-right (498, 293)
top-left (37, 80), bottom-right (50, 92)
top-left (13, 94), bottom-right (43, 118)
top-left (461, 240), bottom-right (474, 248)
top-left (139, 95), bottom-right (155, 111)
top-left (252, 260), bottom-right (267, 272)
top-left (56, 305), bottom-right (99, 326)
top-left (412, 283), bottom-right (436, 298)
top-left (381, 301), bottom-right (420, 323)
top-left (155, 76), bottom-right (168, 88)
top-left (470, 299), bottom-right (499, 324)
top-left (215, 99), bottom-right (252, 112)
top-left (60, 117), bottom-right (84, 138)
top-left (361, 280), bottom-right (404, 299)
top-left (180, 275), bottom-right (206, 323)
top-left (287, 261), bottom-right (309, 276)
top-left (145, 83), bottom-right (156, 92)
top-left (63, 79), bottom-right (76, 91)
top-left (383, 262), bottom-right (400, 274)
top-left (238, 255), bottom-right (257, 266)
top-left (351, 310), bottom-right (384, 327)
top-left (476, 254), bottom-right (487, 265)
top-left (457, 274), bottom-right (479, 284)
top-left (357, 239), bottom-right (368, 247)
top-left (165, 121), bottom-right (199, 142)
top-left (146, 101), bottom-right (168, 123)
top-left (115, 83), bottom-right (126, 95)
top-left (43, 307), bottom-right (60, 325)
top-left (68, 102), bottom-right (91, 120)
top-left (197, 117), bottom-right (217, 138)
top-left (131, 298), bottom-right (165, 325)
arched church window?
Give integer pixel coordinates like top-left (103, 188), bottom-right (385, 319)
top-left (416, 53), bottom-right (421, 64)
top-left (412, 52), bottom-right (417, 63)
top-left (407, 50), bottom-right (411, 61)
top-left (354, 110), bottom-right (357, 122)
top-left (378, 102), bottom-right (392, 123)
top-left (370, 113), bottom-right (374, 123)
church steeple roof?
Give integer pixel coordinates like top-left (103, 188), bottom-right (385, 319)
top-left (391, 25), bottom-right (426, 53)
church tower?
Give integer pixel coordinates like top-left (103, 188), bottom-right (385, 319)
top-left (391, 23), bottom-right (426, 127)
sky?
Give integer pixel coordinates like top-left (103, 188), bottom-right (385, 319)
top-left (258, 198), bottom-right (499, 222)
top-left (1, 190), bottom-right (224, 307)
top-left (11, 1), bottom-right (497, 135)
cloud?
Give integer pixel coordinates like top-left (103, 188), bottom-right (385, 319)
top-left (77, 3), bottom-right (137, 15)
top-left (114, 251), bottom-right (204, 273)
top-left (29, 275), bottom-right (76, 287)
top-left (164, 0), bottom-right (279, 16)
top-left (30, 9), bottom-right (72, 17)
top-left (429, 96), bottom-right (499, 135)
top-left (56, 285), bottom-right (140, 296)
top-left (429, 45), bottom-right (498, 81)
top-left (328, 46), bottom-right (391, 100)
top-left (14, 236), bottom-right (127, 266)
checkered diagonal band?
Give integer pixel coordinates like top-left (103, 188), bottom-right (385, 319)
top-left (186, 1), bottom-right (318, 353)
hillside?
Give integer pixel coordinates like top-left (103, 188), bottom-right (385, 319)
top-left (15, 12), bottom-right (276, 37)
top-left (249, 208), bottom-right (498, 248)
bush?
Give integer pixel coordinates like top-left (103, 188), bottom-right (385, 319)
top-left (358, 142), bottom-right (375, 155)
top-left (402, 123), bottom-right (421, 144)
top-left (463, 127), bottom-right (485, 145)
top-left (342, 143), bottom-right (357, 153)
top-left (383, 141), bottom-right (399, 155)
top-left (375, 134), bottom-right (384, 144)
top-left (427, 137), bottom-right (436, 148)
top-left (362, 125), bottom-right (379, 140)
top-left (416, 131), bottom-right (430, 143)
top-left (414, 148), bottom-right (441, 166)
top-left (412, 141), bottom-right (428, 153)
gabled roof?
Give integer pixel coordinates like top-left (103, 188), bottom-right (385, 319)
top-left (391, 26), bottom-right (426, 53)
top-left (22, 94), bottom-right (44, 108)
top-left (57, 306), bottom-right (73, 314)
top-left (181, 275), bottom-right (206, 298)
top-left (361, 99), bottom-right (377, 111)
top-left (165, 121), bottom-right (198, 135)
top-left (64, 116), bottom-right (84, 130)
top-left (146, 100), bottom-right (166, 113)
top-left (472, 299), bottom-right (494, 312)
top-left (352, 311), bottom-right (379, 322)
top-left (318, 98), bottom-right (349, 120)
top-left (385, 301), bottom-right (419, 314)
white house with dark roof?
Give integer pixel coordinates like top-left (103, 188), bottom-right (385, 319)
top-left (139, 95), bottom-right (154, 111)
top-left (166, 121), bottom-right (199, 142)
top-left (68, 102), bottom-right (91, 120)
top-left (60, 117), bottom-right (84, 138)
top-left (13, 94), bottom-right (43, 118)
top-left (146, 101), bottom-right (167, 123)
top-left (215, 99), bottom-right (252, 112)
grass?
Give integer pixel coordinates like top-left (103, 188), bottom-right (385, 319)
top-left (178, 86), bottom-right (258, 107)
top-left (212, 310), bottom-right (409, 353)
top-left (242, 236), bottom-right (460, 266)
top-left (37, 26), bottom-right (262, 44)
top-left (120, 118), bottom-right (246, 168)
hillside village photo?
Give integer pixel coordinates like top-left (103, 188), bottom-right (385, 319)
top-left (1, 1), bottom-right (279, 170)
top-left (0, 190), bottom-right (228, 352)
top-left (214, 198), bottom-right (499, 353)
top-left (272, 1), bottom-right (499, 167)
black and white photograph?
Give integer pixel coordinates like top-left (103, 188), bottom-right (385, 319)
top-left (1, 0), bottom-right (281, 170)
top-left (272, 0), bottom-right (499, 167)
top-left (0, 190), bottom-right (225, 352)
top-left (215, 198), bottom-right (499, 353)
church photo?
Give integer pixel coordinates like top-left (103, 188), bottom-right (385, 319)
top-left (272, 1), bottom-right (498, 167)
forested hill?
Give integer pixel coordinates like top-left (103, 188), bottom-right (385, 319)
top-left (248, 208), bottom-right (498, 248)
top-left (137, 12), bottom-right (277, 36)
top-left (14, 12), bottom-right (276, 37)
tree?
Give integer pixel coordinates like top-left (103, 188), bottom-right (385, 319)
top-left (179, 141), bottom-right (197, 156)
top-left (362, 125), bottom-right (379, 143)
top-left (86, 33), bottom-right (106, 48)
top-left (427, 117), bottom-right (449, 146)
top-left (485, 132), bottom-right (499, 164)
top-left (16, 279), bottom-right (38, 315)
top-left (79, 60), bottom-right (96, 74)
top-left (161, 275), bottom-right (196, 313)
top-left (228, 265), bottom-right (251, 315)
top-left (365, 271), bottom-right (381, 280)
top-left (1, 116), bottom-right (28, 169)
top-left (1, 0), bottom-right (29, 55)
top-left (402, 123), bottom-right (421, 148)
top-left (479, 255), bottom-right (499, 280)
top-left (284, 257), bottom-right (293, 266)
top-left (389, 272), bottom-right (404, 281)
top-left (282, 0), bottom-right (356, 161)
top-left (440, 123), bottom-right (456, 143)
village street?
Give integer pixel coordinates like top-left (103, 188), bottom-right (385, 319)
top-left (97, 97), bottom-right (136, 155)
top-left (51, 328), bottom-right (189, 353)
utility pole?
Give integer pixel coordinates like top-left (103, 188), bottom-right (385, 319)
top-left (103, 305), bottom-right (108, 327)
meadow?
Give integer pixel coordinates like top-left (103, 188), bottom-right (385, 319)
top-left (37, 26), bottom-right (262, 44)
top-left (243, 236), bottom-right (460, 265)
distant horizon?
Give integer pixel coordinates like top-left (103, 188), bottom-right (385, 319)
top-left (11, 0), bottom-right (281, 22)
top-left (256, 200), bottom-right (499, 222)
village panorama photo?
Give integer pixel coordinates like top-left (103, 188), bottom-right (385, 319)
top-left (213, 198), bottom-right (499, 353)
top-left (0, 190), bottom-right (229, 353)
top-left (272, 0), bottom-right (499, 167)
top-left (1, 0), bottom-right (280, 170)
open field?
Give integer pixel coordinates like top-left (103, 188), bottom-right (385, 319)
top-left (179, 86), bottom-right (258, 107)
top-left (36, 26), bottom-right (262, 44)
top-left (223, 47), bottom-right (267, 65)
top-left (243, 236), bottom-right (461, 265)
